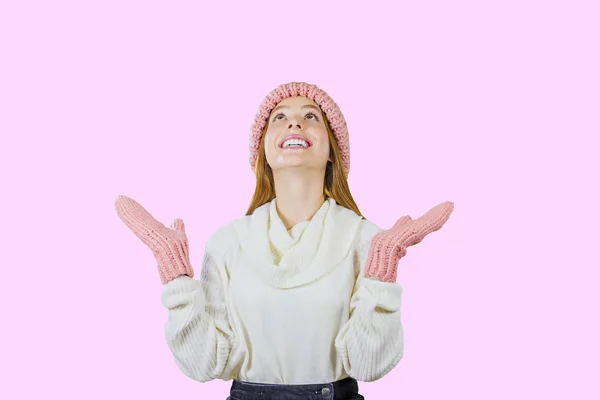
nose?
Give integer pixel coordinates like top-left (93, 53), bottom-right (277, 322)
top-left (288, 118), bottom-right (302, 130)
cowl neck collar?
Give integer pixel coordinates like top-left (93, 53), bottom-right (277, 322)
top-left (232, 197), bottom-right (364, 288)
top-left (268, 197), bottom-right (328, 260)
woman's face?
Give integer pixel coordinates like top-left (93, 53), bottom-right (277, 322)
top-left (264, 96), bottom-right (330, 173)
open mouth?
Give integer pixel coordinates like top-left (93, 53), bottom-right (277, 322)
top-left (279, 136), bottom-right (312, 149)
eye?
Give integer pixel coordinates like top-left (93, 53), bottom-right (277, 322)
top-left (272, 113), bottom-right (285, 122)
top-left (305, 112), bottom-right (320, 121)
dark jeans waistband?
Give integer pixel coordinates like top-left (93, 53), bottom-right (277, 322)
top-left (228, 376), bottom-right (363, 400)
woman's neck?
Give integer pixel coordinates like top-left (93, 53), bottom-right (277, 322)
top-left (272, 169), bottom-right (326, 230)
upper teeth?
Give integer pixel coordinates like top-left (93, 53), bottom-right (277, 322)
top-left (282, 138), bottom-right (309, 148)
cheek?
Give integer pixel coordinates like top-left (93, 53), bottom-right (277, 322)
top-left (263, 130), bottom-right (277, 158)
top-left (315, 129), bottom-right (330, 155)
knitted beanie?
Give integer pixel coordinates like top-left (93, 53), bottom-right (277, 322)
top-left (249, 82), bottom-right (351, 174)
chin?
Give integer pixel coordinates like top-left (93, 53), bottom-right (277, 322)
top-left (267, 154), bottom-right (328, 173)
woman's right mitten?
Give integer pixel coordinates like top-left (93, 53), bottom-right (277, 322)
top-left (115, 195), bottom-right (194, 284)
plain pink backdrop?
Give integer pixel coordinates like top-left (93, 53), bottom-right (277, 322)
top-left (1, 0), bottom-right (598, 399)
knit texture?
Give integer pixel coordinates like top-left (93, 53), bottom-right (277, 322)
top-left (115, 195), bottom-right (194, 284)
top-left (231, 198), bottom-right (361, 289)
top-left (268, 200), bottom-right (311, 265)
top-left (161, 199), bottom-right (405, 384)
top-left (249, 82), bottom-right (351, 174)
top-left (364, 201), bottom-right (455, 283)
top-left (161, 257), bottom-right (234, 382)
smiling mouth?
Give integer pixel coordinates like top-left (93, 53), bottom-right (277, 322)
top-left (280, 138), bottom-right (311, 149)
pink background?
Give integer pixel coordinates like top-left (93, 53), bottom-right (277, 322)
top-left (2, 0), bottom-right (598, 399)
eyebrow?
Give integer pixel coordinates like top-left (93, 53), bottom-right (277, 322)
top-left (271, 104), bottom-right (322, 113)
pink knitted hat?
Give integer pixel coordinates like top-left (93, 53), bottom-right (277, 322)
top-left (249, 82), bottom-right (350, 174)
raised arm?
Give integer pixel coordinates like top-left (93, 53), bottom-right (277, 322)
top-left (336, 201), bottom-right (454, 381)
top-left (115, 195), bottom-right (235, 382)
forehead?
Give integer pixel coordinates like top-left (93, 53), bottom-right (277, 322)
top-left (277, 96), bottom-right (318, 106)
top-left (273, 96), bottom-right (320, 109)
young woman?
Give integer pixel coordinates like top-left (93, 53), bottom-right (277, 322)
top-left (115, 82), bottom-right (454, 400)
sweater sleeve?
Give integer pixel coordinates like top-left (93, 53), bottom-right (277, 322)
top-left (334, 220), bottom-right (405, 382)
top-left (160, 229), bottom-right (235, 382)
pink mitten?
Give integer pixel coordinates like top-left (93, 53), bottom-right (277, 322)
top-left (115, 195), bottom-right (194, 284)
top-left (364, 201), bottom-right (454, 283)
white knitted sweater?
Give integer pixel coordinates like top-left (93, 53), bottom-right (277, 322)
top-left (160, 198), bottom-right (404, 384)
